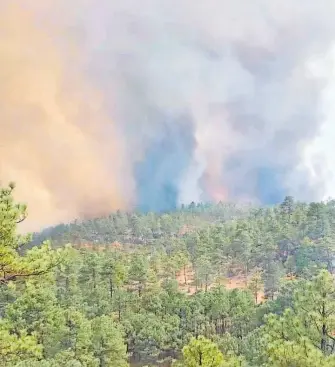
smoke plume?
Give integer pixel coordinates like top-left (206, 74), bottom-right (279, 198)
top-left (1, 1), bottom-right (335, 230)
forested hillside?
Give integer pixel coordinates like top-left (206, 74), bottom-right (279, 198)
top-left (31, 202), bottom-right (252, 247)
top-left (2, 183), bottom-right (335, 366)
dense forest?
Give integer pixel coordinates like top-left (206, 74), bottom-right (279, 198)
top-left (2, 183), bottom-right (335, 366)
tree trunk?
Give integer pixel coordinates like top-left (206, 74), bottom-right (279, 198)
top-left (109, 277), bottom-right (113, 298)
top-left (321, 301), bottom-right (327, 353)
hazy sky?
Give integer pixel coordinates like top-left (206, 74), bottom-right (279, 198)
top-left (2, 1), bottom-right (335, 230)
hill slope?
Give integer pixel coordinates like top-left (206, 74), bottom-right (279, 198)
top-left (4, 192), bottom-right (335, 366)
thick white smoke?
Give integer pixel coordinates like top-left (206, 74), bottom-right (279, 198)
top-left (2, 0), bottom-right (335, 230)
top-left (80, 0), bottom-right (335, 204)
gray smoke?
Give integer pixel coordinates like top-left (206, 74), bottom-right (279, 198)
top-left (2, 0), bottom-right (335, 230)
top-left (81, 0), bottom-right (335, 205)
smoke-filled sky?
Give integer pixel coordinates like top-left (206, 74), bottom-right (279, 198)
top-left (2, 1), bottom-right (335, 231)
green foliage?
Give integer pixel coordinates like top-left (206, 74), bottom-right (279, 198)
top-left (91, 315), bottom-right (128, 367)
top-left (0, 183), bottom-right (63, 285)
top-left (247, 268), bottom-right (263, 304)
top-left (3, 184), bottom-right (335, 366)
top-left (178, 336), bottom-right (224, 367)
top-left (0, 323), bottom-right (42, 365)
top-left (258, 270), bottom-right (335, 366)
top-left (0, 184), bottom-right (67, 365)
